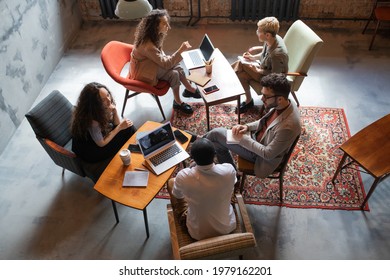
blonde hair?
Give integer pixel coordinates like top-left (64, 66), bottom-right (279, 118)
top-left (257, 17), bottom-right (279, 37)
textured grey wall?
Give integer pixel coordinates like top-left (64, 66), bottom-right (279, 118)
top-left (0, 0), bottom-right (82, 154)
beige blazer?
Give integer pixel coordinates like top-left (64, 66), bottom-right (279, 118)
top-left (239, 100), bottom-right (301, 178)
top-left (129, 41), bottom-right (183, 86)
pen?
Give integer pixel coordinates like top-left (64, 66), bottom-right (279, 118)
top-left (135, 168), bottom-right (148, 171)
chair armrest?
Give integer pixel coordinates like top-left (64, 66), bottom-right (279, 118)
top-left (286, 72), bottom-right (307, 77)
top-left (235, 193), bottom-right (254, 234)
top-left (248, 45), bottom-right (263, 54)
top-left (167, 204), bottom-right (181, 260)
top-left (179, 233), bottom-right (256, 260)
top-left (43, 138), bottom-right (76, 158)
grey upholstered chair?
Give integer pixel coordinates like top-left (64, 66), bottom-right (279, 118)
top-left (25, 90), bottom-right (105, 182)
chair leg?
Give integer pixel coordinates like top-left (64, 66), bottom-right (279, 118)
top-left (239, 173), bottom-right (246, 193)
top-left (153, 95), bottom-right (166, 120)
top-left (369, 20), bottom-right (380, 51)
top-left (279, 177), bottom-right (283, 203)
top-left (290, 91), bottom-right (300, 107)
top-left (121, 89), bottom-right (130, 117)
top-left (362, 17), bottom-right (372, 34)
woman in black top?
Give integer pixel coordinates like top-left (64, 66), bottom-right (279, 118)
top-left (71, 82), bottom-right (136, 163)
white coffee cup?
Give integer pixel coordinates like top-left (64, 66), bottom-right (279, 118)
top-left (119, 149), bottom-right (131, 166)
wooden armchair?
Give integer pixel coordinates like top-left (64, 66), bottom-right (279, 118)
top-left (167, 193), bottom-right (257, 260)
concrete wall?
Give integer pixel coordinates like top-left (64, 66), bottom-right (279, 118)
top-left (0, 0), bottom-right (82, 154)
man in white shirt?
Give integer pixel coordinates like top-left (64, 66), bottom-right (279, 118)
top-left (167, 138), bottom-right (237, 240)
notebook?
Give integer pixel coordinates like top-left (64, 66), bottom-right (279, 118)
top-left (226, 129), bottom-right (250, 144)
top-left (136, 122), bottom-right (189, 175)
top-left (182, 34), bottom-right (215, 70)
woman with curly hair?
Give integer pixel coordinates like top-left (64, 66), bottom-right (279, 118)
top-left (71, 82), bottom-right (136, 164)
top-left (130, 9), bottom-right (200, 115)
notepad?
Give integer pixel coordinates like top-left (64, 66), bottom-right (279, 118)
top-left (238, 55), bottom-right (260, 66)
top-left (122, 171), bottom-right (149, 188)
top-left (186, 72), bottom-right (211, 87)
top-left (226, 129), bottom-right (250, 144)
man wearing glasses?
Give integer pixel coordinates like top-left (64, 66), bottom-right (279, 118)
top-left (205, 73), bottom-right (301, 179)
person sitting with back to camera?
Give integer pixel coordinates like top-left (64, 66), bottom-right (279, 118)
top-left (167, 138), bottom-right (237, 240)
top-left (130, 9), bottom-right (201, 115)
top-left (205, 73), bottom-right (301, 179)
top-left (71, 82), bottom-right (136, 180)
top-left (231, 16), bottom-right (289, 114)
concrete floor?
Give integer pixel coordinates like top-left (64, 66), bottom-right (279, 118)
top-left (0, 21), bottom-right (389, 260)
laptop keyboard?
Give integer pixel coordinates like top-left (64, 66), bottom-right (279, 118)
top-left (149, 144), bottom-right (182, 166)
top-left (189, 51), bottom-right (203, 66)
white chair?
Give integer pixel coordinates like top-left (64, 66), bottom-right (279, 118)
top-left (282, 20), bottom-right (324, 107)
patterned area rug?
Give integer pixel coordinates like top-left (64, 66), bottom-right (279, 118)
top-left (161, 103), bottom-right (367, 211)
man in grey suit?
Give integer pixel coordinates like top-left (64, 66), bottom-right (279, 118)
top-left (205, 73), bottom-right (301, 178)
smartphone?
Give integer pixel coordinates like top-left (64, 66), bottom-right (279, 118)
top-left (203, 85), bottom-right (219, 94)
top-left (174, 130), bottom-right (189, 144)
top-left (128, 144), bottom-right (141, 153)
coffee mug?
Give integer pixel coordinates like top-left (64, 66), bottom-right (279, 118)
top-left (119, 149), bottom-right (131, 166)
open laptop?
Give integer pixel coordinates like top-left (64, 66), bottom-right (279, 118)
top-left (182, 34), bottom-right (215, 70)
top-left (136, 122), bottom-right (189, 175)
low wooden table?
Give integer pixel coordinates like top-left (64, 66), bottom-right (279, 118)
top-left (332, 114), bottom-right (390, 209)
top-left (190, 48), bottom-right (245, 131)
top-left (94, 121), bottom-right (191, 238)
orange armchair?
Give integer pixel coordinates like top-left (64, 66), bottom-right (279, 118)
top-left (101, 41), bottom-right (170, 119)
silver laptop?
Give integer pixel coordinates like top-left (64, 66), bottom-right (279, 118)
top-left (136, 122), bottom-right (189, 175)
top-left (182, 34), bottom-right (215, 69)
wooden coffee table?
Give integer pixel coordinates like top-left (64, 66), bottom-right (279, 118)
top-left (332, 114), bottom-right (390, 209)
top-left (94, 121), bottom-right (191, 238)
top-left (190, 48), bottom-right (245, 131)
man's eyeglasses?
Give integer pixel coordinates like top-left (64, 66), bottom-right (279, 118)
top-left (262, 94), bottom-right (280, 100)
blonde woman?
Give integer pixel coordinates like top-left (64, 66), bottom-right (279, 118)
top-left (232, 17), bottom-right (289, 113)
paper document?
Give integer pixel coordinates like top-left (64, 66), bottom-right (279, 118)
top-left (186, 72), bottom-right (211, 87)
top-left (238, 55), bottom-right (260, 66)
top-left (226, 129), bottom-right (250, 144)
top-left (122, 171), bottom-right (149, 188)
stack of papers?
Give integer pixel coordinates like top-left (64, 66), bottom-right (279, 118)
top-left (122, 171), bottom-right (149, 188)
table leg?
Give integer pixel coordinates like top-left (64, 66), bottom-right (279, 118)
top-left (206, 103), bottom-right (210, 131)
top-left (190, 0), bottom-right (202, 26)
top-left (111, 200), bottom-right (119, 224)
top-left (143, 208), bottom-right (150, 238)
top-left (237, 96), bottom-right (241, 124)
top-left (361, 177), bottom-right (381, 209)
top-left (187, 0), bottom-right (193, 26)
top-left (332, 153), bottom-right (348, 184)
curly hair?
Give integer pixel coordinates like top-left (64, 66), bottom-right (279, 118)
top-left (71, 82), bottom-right (116, 140)
top-left (133, 9), bottom-right (170, 49)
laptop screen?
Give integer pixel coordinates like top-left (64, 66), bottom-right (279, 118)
top-left (138, 122), bottom-right (175, 157)
top-left (199, 34), bottom-right (215, 61)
